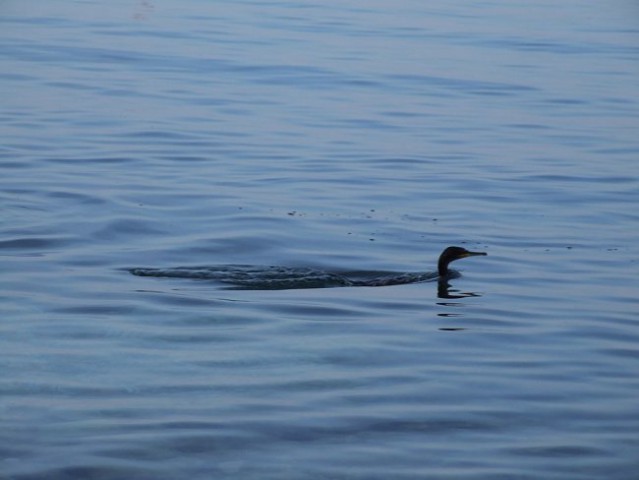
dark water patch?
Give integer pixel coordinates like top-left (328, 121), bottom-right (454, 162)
top-left (156, 432), bottom-right (263, 456)
top-left (246, 415), bottom-right (501, 446)
top-left (598, 348), bottom-right (639, 360)
top-left (2, 383), bottom-right (131, 398)
top-left (594, 145), bottom-right (639, 155)
top-left (46, 189), bottom-right (107, 206)
top-left (92, 219), bottom-right (168, 240)
top-left (133, 291), bottom-right (244, 310)
top-left (0, 72), bottom-right (34, 82)
top-left (387, 73), bottom-right (538, 96)
top-left (45, 156), bottom-right (135, 165)
top-left (519, 174), bottom-right (634, 184)
top-left (121, 130), bottom-right (204, 141)
top-left (11, 465), bottom-right (162, 480)
top-left (484, 38), bottom-right (597, 55)
top-left (0, 236), bottom-right (72, 251)
top-left (265, 302), bottom-right (367, 320)
top-left (235, 63), bottom-right (350, 89)
top-left (99, 433), bottom-right (257, 463)
top-left (508, 444), bottom-right (609, 458)
top-left (144, 331), bottom-right (250, 345)
top-left (51, 304), bottom-right (138, 316)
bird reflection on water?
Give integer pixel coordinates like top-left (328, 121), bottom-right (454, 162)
top-left (129, 246), bottom-right (486, 291)
top-left (437, 280), bottom-right (484, 299)
top-left (436, 277), bottom-right (485, 331)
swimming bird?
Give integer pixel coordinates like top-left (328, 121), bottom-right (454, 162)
top-left (129, 245), bottom-right (486, 289)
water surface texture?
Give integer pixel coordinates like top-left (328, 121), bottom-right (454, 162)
top-left (2, 1), bottom-right (639, 479)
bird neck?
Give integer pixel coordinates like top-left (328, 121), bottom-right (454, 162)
top-left (437, 258), bottom-right (448, 277)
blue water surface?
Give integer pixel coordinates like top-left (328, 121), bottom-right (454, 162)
top-left (2, 1), bottom-right (639, 479)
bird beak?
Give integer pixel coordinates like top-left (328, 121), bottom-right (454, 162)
top-left (463, 250), bottom-right (487, 257)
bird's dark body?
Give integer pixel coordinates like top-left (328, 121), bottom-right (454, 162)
top-left (129, 246), bottom-right (486, 290)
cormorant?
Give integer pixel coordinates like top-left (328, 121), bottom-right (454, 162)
top-left (129, 245), bottom-right (487, 289)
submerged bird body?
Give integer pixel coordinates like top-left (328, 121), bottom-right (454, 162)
top-left (129, 246), bottom-right (486, 290)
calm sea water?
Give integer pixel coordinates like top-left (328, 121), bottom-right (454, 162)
top-left (2, 1), bottom-right (639, 478)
